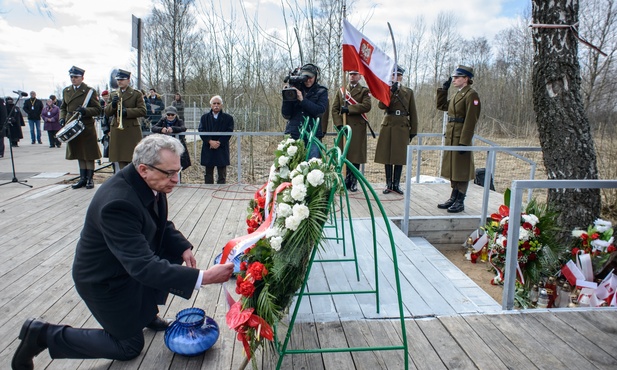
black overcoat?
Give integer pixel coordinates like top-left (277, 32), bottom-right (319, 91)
top-left (198, 110), bottom-right (234, 167)
top-left (72, 164), bottom-right (200, 339)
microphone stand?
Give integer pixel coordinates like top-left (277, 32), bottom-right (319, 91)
top-left (0, 93), bottom-right (33, 188)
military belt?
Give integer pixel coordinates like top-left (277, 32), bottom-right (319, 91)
top-left (448, 117), bottom-right (464, 123)
top-left (386, 110), bottom-right (407, 116)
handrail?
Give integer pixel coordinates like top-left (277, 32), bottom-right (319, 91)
top-left (503, 179), bottom-right (617, 310)
top-left (403, 144), bottom-right (543, 235)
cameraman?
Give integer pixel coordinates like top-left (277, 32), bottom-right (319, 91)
top-left (282, 63), bottom-right (328, 158)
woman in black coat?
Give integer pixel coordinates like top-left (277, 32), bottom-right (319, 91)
top-left (151, 106), bottom-right (191, 170)
top-left (198, 95), bottom-right (234, 184)
top-left (5, 97), bottom-right (24, 147)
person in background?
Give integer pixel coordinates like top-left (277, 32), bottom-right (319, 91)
top-left (23, 91), bottom-right (44, 144)
top-left (331, 70), bottom-right (372, 192)
top-left (151, 106), bottom-right (190, 170)
top-left (42, 96), bottom-right (61, 148)
top-left (105, 69), bottom-right (147, 171)
top-left (99, 90), bottom-right (111, 160)
top-left (282, 63), bottom-right (328, 159)
top-left (60, 66), bottom-right (102, 190)
top-left (6, 96), bottom-right (24, 147)
top-left (0, 98), bottom-right (6, 158)
top-left (375, 65), bottom-right (418, 195)
top-left (145, 88), bottom-right (163, 127)
top-left (435, 65), bottom-right (481, 213)
top-left (172, 93), bottom-right (185, 122)
top-left (199, 95), bottom-right (234, 184)
top-left (11, 134), bottom-right (234, 370)
top-left (51, 95), bottom-right (62, 107)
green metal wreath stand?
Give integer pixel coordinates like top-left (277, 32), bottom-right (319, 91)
top-left (272, 118), bottom-right (409, 369)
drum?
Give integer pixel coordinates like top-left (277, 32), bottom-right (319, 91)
top-left (56, 119), bottom-right (85, 143)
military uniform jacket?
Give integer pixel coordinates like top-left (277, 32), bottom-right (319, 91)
top-left (436, 85), bottom-right (481, 181)
top-left (104, 87), bottom-right (147, 162)
top-left (374, 85), bottom-right (418, 165)
top-left (72, 164), bottom-right (199, 339)
top-left (60, 83), bottom-right (102, 160)
top-left (199, 110), bottom-right (234, 167)
top-left (332, 84), bottom-right (372, 164)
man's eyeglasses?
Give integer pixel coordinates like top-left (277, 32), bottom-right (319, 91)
top-left (146, 164), bottom-right (180, 178)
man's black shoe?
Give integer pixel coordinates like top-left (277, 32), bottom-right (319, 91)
top-left (12, 318), bottom-right (48, 370)
top-left (146, 316), bottom-right (171, 331)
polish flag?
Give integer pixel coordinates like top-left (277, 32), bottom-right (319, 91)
top-left (561, 260), bottom-right (586, 286)
top-left (342, 19), bottom-right (395, 106)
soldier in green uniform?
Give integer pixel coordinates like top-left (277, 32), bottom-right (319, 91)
top-left (436, 65), bottom-right (481, 213)
top-left (60, 66), bottom-right (102, 190)
top-left (374, 65), bottom-right (418, 195)
top-left (105, 69), bottom-right (147, 170)
top-left (332, 71), bottom-right (372, 192)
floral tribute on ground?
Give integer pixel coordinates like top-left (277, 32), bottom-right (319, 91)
top-left (222, 137), bottom-right (339, 364)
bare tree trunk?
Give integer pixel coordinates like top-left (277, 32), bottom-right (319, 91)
top-left (532, 0), bottom-right (601, 234)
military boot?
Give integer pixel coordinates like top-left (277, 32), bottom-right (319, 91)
top-left (383, 165), bottom-right (393, 194)
top-left (72, 169), bottom-right (87, 189)
top-left (391, 165), bottom-right (404, 195)
top-left (85, 169), bottom-right (94, 189)
top-left (447, 193), bottom-right (466, 213)
top-left (437, 189), bottom-right (459, 209)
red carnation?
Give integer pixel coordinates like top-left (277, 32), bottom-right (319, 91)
top-left (257, 196), bottom-right (266, 209)
top-left (581, 233), bottom-right (589, 240)
top-left (534, 227), bottom-right (541, 236)
top-left (608, 245), bottom-right (616, 253)
top-left (528, 253), bottom-right (537, 261)
top-left (236, 280), bottom-right (256, 297)
top-left (503, 223), bottom-right (509, 236)
top-left (240, 261), bottom-right (248, 271)
top-left (571, 247), bottom-right (580, 257)
top-left (521, 241), bottom-right (530, 251)
top-left (522, 222), bottom-right (532, 230)
top-left (247, 262), bottom-right (268, 281)
top-left (591, 233), bottom-right (600, 240)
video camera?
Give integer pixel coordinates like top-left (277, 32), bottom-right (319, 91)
top-left (282, 67), bottom-right (308, 102)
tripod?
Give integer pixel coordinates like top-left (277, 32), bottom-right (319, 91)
top-left (0, 93), bottom-right (33, 188)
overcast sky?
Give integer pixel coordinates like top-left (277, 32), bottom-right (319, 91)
top-left (0, 0), bottom-right (527, 99)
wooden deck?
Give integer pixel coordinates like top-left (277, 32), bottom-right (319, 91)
top-left (0, 183), bottom-right (616, 369)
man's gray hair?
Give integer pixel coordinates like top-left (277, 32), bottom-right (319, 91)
top-left (210, 95), bottom-right (223, 105)
top-left (132, 134), bottom-right (184, 166)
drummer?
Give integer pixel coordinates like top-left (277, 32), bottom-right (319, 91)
top-left (60, 66), bottom-right (102, 190)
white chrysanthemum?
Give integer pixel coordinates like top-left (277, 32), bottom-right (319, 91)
top-left (286, 138), bottom-right (296, 145)
top-left (277, 203), bottom-right (292, 218)
top-left (278, 155), bottom-right (289, 167)
top-left (519, 226), bottom-right (532, 241)
top-left (279, 166), bottom-right (290, 179)
top-left (285, 215), bottom-right (302, 231)
top-left (270, 236), bottom-right (283, 251)
top-left (591, 236), bottom-right (614, 251)
top-left (572, 229), bottom-right (586, 238)
top-left (291, 174), bottom-right (304, 186)
top-left (307, 169), bottom-right (325, 187)
top-left (287, 145), bottom-right (298, 156)
top-left (522, 214), bottom-right (539, 226)
top-left (308, 157), bottom-right (321, 164)
top-left (594, 219), bottom-right (612, 233)
top-left (282, 191), bottom-right (293, 203)
top-left (292, 203), bottom-right (310, 220)
top-left (297, 161), bottom-right (308, 172)
top-left (291, 184), bottom-right (307, 201)
top-left (289, 169), bottom-right (299, 179)
top-left (277, 143), bottom-right (285, 151)
top-left (499, 217), bottom-right (509, 226)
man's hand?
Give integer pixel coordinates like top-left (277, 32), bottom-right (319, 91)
top-left (209, 140), bottom-right (220, 149)
top-left (76, 107), bottom-right (87, 116)
top-left (121, 108), bottom-right (128, 117)
top-left (111, 95), bottom-right (119, 109)
top-left (59, 118), bottom-right (65, 127)
top-left (390, 82), bottom-right (399, 93)
top-left (442, 76), bottom-right (452, 90)
top-left (201, 263), bottom-right (234, 285)
top-left (295, 87), bottom-right (303, 102)
top-left (340, 106), bottom-right (349, 115)
top-left (182, 249), bottom-right (197, 268)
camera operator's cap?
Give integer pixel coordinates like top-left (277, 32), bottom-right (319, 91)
top-left (300, 63), bottom-right (318, 78)
top-left (115, 69), bottom-right (131, 80)
top-left (452, 65), bottom-right (474, 78)
top-left (101, 90), bottom-right (109, 96)
top-left (396, 65), bottom-right (405, 75)
top-left (69, 66), bottom-right (85, 77)
top-left (165, 106), bottom-right (177, 115)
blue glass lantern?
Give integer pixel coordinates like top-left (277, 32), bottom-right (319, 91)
top-left (164, 308), bottom-right (219, 356)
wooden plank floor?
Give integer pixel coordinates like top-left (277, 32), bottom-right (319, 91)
top-left (0, 184), bottom-right (616, 370)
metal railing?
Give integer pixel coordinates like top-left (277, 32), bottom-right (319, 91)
top-left (401, 142), bottom-right (543, 235)
top-left (502, 180), bottom-right (617, 310)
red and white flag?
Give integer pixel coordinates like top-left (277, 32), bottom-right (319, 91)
top-left (342, 19), bottom-right (395, 106)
